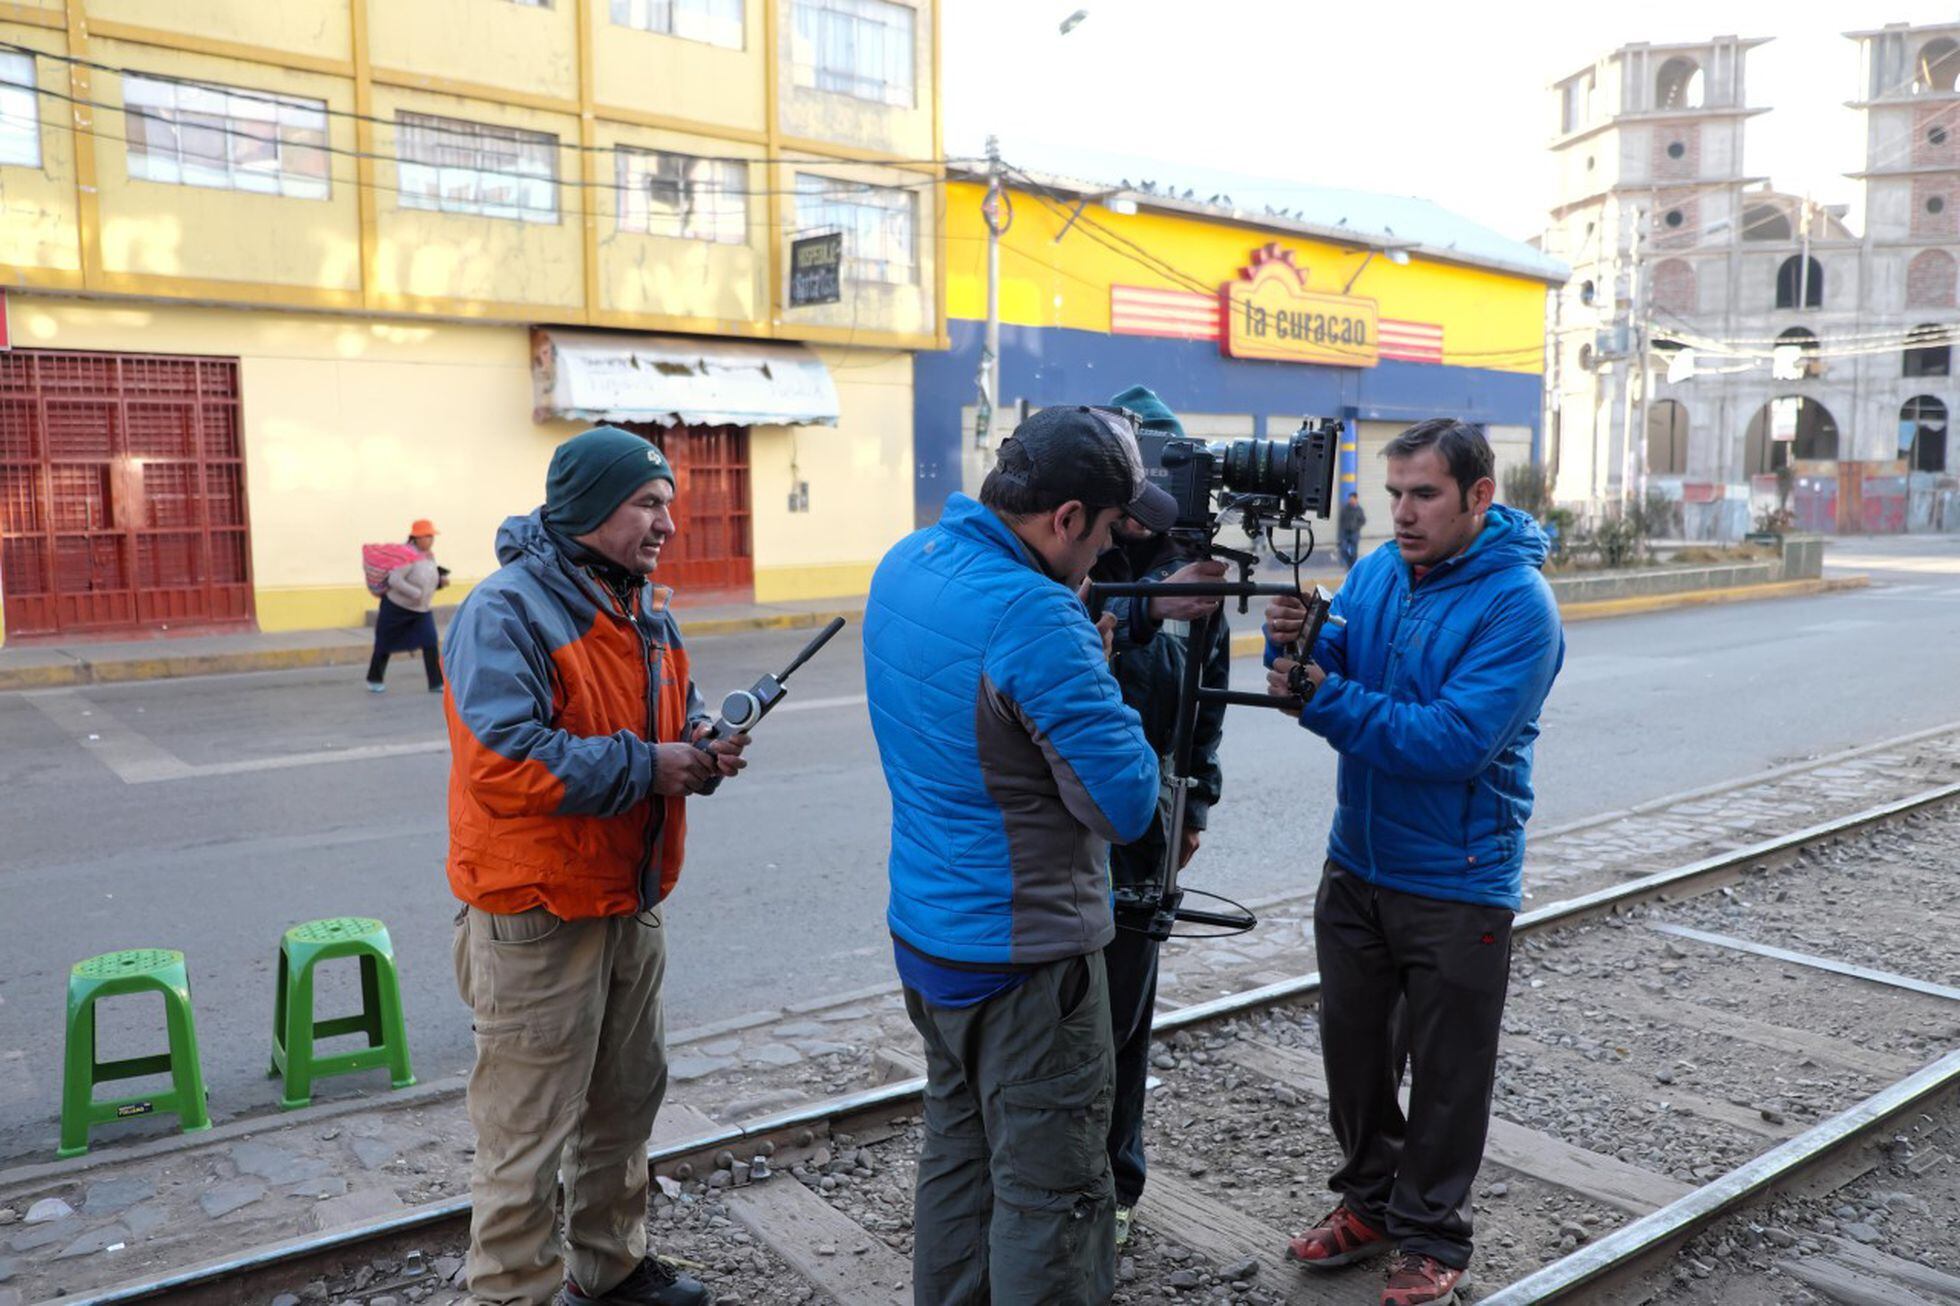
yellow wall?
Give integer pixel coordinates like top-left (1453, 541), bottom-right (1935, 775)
top-left (0, 5), bottom-right (943, 348)
top-left (87, 0), bottom-right (353, 64)
top-left (592, 122), bottom-right (766, 324)
top-left (593, 3), bottom-right (766, 135)
top-left (772, 161), bottom-right (939, 338)
top-left (0, 40), bottom-right (84, 276)
top-left (91, 42), bottom-right (363, 292)
top-left (4, 295), bottom-right (910, 634)
top-left (944, 181), bottom-right (1548, 376)
top-left (774, 0), bottom-right (933, 157)
top-left (367, 0), bottom-right (576, 104)
top-left (751, 346), bottom-right (915, 601)
top-left (368, 86), bottom-right (585, 310)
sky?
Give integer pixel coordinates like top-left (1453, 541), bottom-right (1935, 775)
top-left (940, 0), bottom-right (1960, 246)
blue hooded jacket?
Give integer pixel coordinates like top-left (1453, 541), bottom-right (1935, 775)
top-left (864, 494), bottom-right (1160, 967)
top-left (1268, 502), bottom-right (1564, 910)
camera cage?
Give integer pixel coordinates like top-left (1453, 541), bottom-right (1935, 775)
top-left (1088, 415), bottom-right (1345, 942)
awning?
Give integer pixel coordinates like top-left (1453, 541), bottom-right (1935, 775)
top-left (531, 329), bottom-right (840, 428)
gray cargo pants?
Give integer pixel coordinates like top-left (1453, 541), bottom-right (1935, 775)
top-left (904, 950), bottom-right (1116, 1306)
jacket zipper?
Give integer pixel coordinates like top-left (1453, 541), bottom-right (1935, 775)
top-left (633, 605), bottom-right (663, 912)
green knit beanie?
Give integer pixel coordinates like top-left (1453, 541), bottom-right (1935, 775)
top-left (543, 426), bottom-right (675, 537)
top-left (1109, 385), bottom-right (1186, 439)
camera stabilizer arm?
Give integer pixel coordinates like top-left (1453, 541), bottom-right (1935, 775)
top-left (1085, 574), bottom-right (1335, 940)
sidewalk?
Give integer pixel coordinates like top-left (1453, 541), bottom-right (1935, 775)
top-left (0, 575), bottom-right (1867, 694)
top-left (0, 596), bottom-right (863, 692)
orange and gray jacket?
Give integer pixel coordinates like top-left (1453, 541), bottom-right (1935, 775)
top-left (443, 511), bottom-right (705, 919)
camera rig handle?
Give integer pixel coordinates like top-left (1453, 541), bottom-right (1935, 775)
top-left (692, 616), bottom-right (846, 796)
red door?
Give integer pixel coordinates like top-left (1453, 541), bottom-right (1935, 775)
top-left (0, 349), bottom-right (253, 641)
top-left (621, 423), bottom-right (753, 598)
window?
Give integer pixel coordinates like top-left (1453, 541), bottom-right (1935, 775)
top-left (794, 174), bottom-right (915, 283)
top-left (397, 111), bottom-right (557, 223)
top-left (611, 0), bottom-right (744, 50)
top-left (1579, 279), bottom-right (1595, 305)
top-left (1646, 400), bottom-right (1689, 477)
top-left (615, 148), bottom-right (746, 243)
top-left (1666, 140), bottom-right (1685, 159)
top-left (1664, 208), bottom-right (1684, 228)
top-left (1932, 195), bottom-right (1949, 215)
top-left (122, 74), bottom-right (328, 199)
top-left (1915, 38), bottom-right (1960, 94)
top-left (508, 0), bottom-right (553, 6)
top-left (1772, 327), bottom-right (1820, 380)
top-left (1655, 57), bottom-right (1703, 109)
top-left (1775, 255), bottom-right (1823, 309)
top-left (1905, 325), bottom-right (1951, 377)
top-left (792, 0), bottom-right (915, 107)
top-left (1901, 396), bottom-right (1947, 472)
top-left (0, 50), bottom-right (40, 167)
top-left (1932, 125), bottom-right (1950, 147)
top-left (1742, 203), bottom-right (1792, 241)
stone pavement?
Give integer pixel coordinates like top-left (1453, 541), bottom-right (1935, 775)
top-left (3, 717), bottom-right (1956, 1304)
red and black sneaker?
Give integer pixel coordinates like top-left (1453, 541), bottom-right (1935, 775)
top-left (1381, 1251), bottom-right (1468, 1306)
top-left (1285, 1204), bottom-right (1392, 1269)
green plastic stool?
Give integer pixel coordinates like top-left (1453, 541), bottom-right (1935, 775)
top-left (269, 917), bottom-right (416, 1109)
top-left (59, 948), bottom-right (211, 1158)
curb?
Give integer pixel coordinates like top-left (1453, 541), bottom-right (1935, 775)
top-left (0, 608), bottom-right (863, 694)
top-left (1224, 575), bottom-right (1867, 657)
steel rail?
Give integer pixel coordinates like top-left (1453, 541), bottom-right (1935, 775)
top-left (56, 780), bottom-right (1960, 1306)
top-left (1481, 1047), bottom-right (1960, 1304)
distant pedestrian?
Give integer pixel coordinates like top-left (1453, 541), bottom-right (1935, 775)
top-left (1338, 492), bottom-right (1367, 570)
top-left (366, 519), bottom-right (447, 693)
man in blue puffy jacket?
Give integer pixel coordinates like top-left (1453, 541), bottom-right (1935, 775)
top-left (863, 404), bottom-right (1174, 1305)
top-left (1264, 419), bottom-right (1563, 1306)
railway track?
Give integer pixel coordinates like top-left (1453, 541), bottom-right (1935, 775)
top-left (46, 781), bottom-right (1960, 1305)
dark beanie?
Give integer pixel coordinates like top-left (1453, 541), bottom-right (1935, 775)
top-left (542, 426), bottom-right (675, 537)
top-left (1109, 384), bottom-right (1186, 439)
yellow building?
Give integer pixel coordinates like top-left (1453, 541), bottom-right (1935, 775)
top-left (0, 0), bottom-right (942, 643)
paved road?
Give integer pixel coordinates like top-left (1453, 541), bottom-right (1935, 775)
top-left (2, 536), bottom-right (1956, 1162)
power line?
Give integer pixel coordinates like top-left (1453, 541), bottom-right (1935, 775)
top-left (0, 40), bottom-right (958, 171)
top-left (0, 76), bottom-right (951, 218)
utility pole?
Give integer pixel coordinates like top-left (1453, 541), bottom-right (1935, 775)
top-left (1630, 210), bottom-right (1651, 512)
top-left (1617, 207), bottom-right (1645, 511)
top-left (975, 135), bottom-right (1004, 450)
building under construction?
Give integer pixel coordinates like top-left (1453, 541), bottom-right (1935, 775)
top-left (1543, 24), bottom-right (1960, 538)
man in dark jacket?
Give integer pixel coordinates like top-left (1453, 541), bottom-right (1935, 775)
top-left (1338, 492), bottom-right (1367, 569)
top-left (864, 404), bottom-right (1176, 1305)
top-left (1091, 386), bottom-right (1231, 1247)
top-left (1264, 419), bottom-right (1563, 1306)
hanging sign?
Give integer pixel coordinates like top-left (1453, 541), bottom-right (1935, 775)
top-left (789, 232), bottom-right (843, 307)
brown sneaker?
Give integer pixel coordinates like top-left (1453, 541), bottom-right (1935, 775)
top-left (1381, 1251), bottom-right (1468, 1306)
top-left (1285, 1204), bottom-right (1392, 1269)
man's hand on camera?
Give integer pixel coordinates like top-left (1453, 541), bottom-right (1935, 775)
top-left (689, 722), bottom-right (752, 779)
top-left (652, 741), bottom-right (717, 795)
top-left (1148, 559), bottom-right (1230, 622)
top-left (1266, 657), bottom-right (1324, 708)
top-left (1095, 612), bottom-right (1117, 663)
top-left (1264, 593), bottom-right (1307, 644)
top-left (1178, 826), bottom-right (1202, 870)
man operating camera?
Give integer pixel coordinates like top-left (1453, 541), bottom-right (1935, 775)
top-left (1089, 386), bottom-right (1232, 1248)
top-left (1264, 419), bottom-right (1563, 1306)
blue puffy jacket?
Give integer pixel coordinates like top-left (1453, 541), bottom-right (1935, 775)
top-left (1268, 503), bottom-right (1564, 910)
top-left (864, 494), bottom-right (1160, 966)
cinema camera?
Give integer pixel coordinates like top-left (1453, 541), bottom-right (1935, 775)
top-left (1089, 417), bottom-right (1346, 941)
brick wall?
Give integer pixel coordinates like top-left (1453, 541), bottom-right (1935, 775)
top-left (1650, 258), bottom-right (1697, 314)
top-left (1912, 175), bottom-right (1959, 237)
top-left (1652, 125), bottom-right (1701, 181)
top-left (1907, 247), bottom-right (1958, 308)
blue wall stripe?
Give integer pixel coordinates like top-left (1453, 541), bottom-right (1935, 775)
top-left (912, 320), bottom-right (1544, 526)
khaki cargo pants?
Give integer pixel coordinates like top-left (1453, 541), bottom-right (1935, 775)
top-left (453, 904), bottom-right (669, 1306)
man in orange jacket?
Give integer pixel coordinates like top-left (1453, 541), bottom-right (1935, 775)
top-left (443, 425), bottom-right (748, 1306)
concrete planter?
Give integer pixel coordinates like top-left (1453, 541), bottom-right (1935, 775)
top-left (1546, 534), bottom-right (1819, 606)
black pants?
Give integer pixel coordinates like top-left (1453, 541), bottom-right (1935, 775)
top-left (367, 643), bottom-right (442, 689)
top-left (1103, 918), bottom-right (1160, 1208)
top-left (1314, 863), bottom-right (1513, 1268)
top-left (905, 952), bottom-right (1115, 1306)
